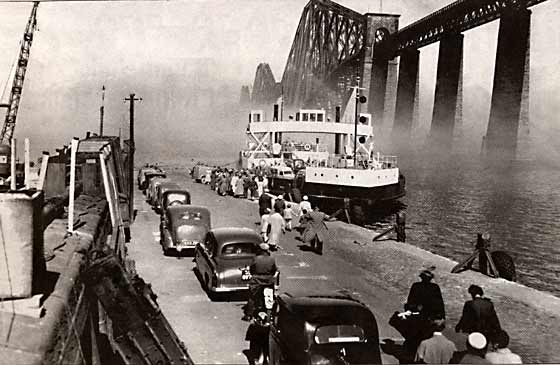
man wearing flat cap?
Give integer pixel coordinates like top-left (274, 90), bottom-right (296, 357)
top-left (242, 243), bottom-right (277, 321)
top-left (406, 267), bottom-right (446, 321)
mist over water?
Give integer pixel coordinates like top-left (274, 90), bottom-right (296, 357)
top-left (397, 149), bottom-right (560, 297)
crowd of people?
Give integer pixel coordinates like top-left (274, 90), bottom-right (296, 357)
top-left (201, 166), bottom-right (270, 199)
top-left (194, 164), bottom-right (523, 365)
top-left (195, 164), bottom-right (332, 255)
top-left (391, 268), bottom-right (522, 364)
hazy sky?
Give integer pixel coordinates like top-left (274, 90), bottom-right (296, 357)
top-left (0, 0), bottom-right (558, 162)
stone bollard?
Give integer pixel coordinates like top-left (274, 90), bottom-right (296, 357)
top-left (0, 190), bottom-right (45, 299)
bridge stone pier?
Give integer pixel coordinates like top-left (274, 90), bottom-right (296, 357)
top-left (362, 14), bottom-right (400, 124)
top-left (485, 9), bottom-right (531, 159)
top-left (428, 34), bottom-right (464, 150)
top-left (392, 49), bottom-right (419, 141)
top-left (383, 0), bottom-right (546, 158)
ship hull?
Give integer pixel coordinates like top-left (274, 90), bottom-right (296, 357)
top-left (302, 174), bottom-right (406, 203)
top-left (269, 173), bottom-right (405, 205)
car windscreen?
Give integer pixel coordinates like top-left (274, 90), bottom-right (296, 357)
top-left (221, 242), bottom-right (256, 256)
top-left (314, 325), bottom-right (365, 344)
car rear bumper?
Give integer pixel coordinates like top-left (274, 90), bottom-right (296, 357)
top-left (163, 241), bottom-right (199, 251)
top-left (210, 285), bottom-right (249, 293)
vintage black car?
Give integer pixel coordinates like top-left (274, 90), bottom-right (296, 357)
top-left (160, 205), bottom-right (211, 256)
top-left (161, 189), bottom-right (191, 212)
top-left (155, 182), bottom-right (185, 213)
top-left (138, 167), bottom-right (166, 191)
top-left (194, 227), bottom-right (262, 298)
top-left (269, 292), bottom-right (382, 365)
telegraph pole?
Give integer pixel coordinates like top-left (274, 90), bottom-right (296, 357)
top-left (99, 85), bottom-right (105, 136)
top-left (124, 93), bottom-right (141, 222)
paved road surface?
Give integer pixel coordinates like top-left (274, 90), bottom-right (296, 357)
top-left (128, 170), bottom-right (411, 364)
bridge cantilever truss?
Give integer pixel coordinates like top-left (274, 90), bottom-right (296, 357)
top-left (394, 0), bottom-right (549, 53)
top-left (251, 63), bottom-right (281, 106)
top-left (280, 0), bottom-right (366, 111)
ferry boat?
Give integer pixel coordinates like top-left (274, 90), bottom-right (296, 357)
top-left (239, 104), bottom-right (405, 222)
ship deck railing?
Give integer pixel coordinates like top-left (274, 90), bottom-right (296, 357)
top-left (318, 154), bottom-right (398, 170)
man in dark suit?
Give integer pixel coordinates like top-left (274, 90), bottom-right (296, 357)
top-left (406, 268), bottom-right (446, 320)
top-left (258, 189), bottom-right (272, 217)
top-left (242, 243), bottom-right (277, 322)
top-left (455, 284), bottom-right (502, 341)
top-left (390, 268), bottom-right (445, 356)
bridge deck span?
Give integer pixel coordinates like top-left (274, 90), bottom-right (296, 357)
top-left (394, 0), bottom-right (549, 52)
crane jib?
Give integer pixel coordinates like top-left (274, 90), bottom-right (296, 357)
top-left (0, 2), bottom-right (39, 144)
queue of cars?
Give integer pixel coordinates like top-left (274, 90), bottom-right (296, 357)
top-left (137, 167), bottom-right (383, 364)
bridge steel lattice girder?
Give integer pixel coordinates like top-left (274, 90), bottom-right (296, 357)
top-left (280, 0), bottom-right (366, 108)
top-left (251, 63), bottom-right (280, 106)
top-left (392, 0), bottom-right (546, 54)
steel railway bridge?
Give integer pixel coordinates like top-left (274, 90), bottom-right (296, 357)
top-left (248, 0), bottom-right (550, 159)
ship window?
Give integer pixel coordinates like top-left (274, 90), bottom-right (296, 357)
top-left (310, 114), bottom-right (316, 122)
top-left (314, 173), bottom-right (317, 177)
top-left (317, 114), bottom-right (324, 122)
top-left (320, 174), bottom-right (323, 177)
top-left (351, 176), bottom-right (354, 179)
top-left (336, 175), bottom-right (339, 178)
top-left (302, 113), bottom-right (309, 121)
top-left (296, 112), bottom-right (300, 121)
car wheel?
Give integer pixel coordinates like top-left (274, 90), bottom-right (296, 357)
top-left (204, 274), bottom-right (216, 301)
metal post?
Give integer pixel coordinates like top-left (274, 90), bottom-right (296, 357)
top-left (280, 86), bottom-right (284, 121)
top-left (353, 78), bottom-right (360, 168)
top-left (24, 138), bottom-right (30, 189)
top-left (37, 151), bottom-right (49, 190)
top-left (99, 85), bottom-right (105, 136)
top-left (68, 137), bottom-right (79, 233)
top-left (99, 150), bottom-right (116, 229)
top-left (10, 138), bottom-right (16, 190)
top-left (124, 93), bottom-right (141, 222)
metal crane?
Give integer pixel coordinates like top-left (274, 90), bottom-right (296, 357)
top-left (0, 2), bottom-right (39, 144)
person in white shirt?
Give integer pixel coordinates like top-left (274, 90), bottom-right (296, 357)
top-left (267, 206), bottom-right (286, 250)
top-left (485, 330), bottom-right (522, 364)
top-left (299, 195), bottom-right (312, 214)
top-left (283, 203), bottom-right (294, 231)
top-left (415, 321), bottom-right (456, 364)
